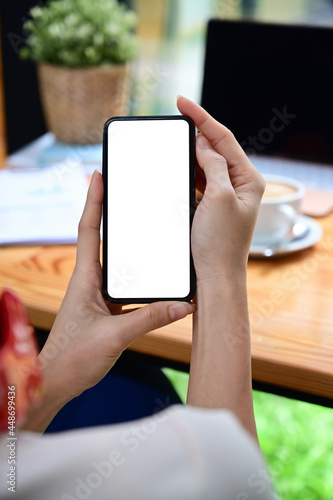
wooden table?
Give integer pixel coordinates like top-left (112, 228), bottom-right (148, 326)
top-left (0, 214), bottom-right (333, 403)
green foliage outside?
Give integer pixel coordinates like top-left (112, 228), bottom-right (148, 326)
top-left (163, 368), bottom-right (333, 500)
top-left (19, 0), bottom-right (138, 67)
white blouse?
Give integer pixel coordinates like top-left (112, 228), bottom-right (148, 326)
top-left (0, 405), bottom-right (277, 500)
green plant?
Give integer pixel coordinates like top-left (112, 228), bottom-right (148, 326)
top-left (20, 0), bottom-right (138, 67)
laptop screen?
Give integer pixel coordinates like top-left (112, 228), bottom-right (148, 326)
top-left (201, 20), bottom-right (333, 164)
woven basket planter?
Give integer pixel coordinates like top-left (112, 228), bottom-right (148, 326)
top-left (37, 63), bottom-right (130, 144)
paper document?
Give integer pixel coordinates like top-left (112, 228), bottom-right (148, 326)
top-left (0, 165), bottom-right (89, 246)
top-left (7, 133), bottom-right (102, 174)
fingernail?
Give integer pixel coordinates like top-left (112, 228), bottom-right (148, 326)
top-left (177, 94), bottom-right (183, 100)
top-left (196, 134), bottom-right (210, 149)
top-left (168, 302), bottom-right (194, 321)
top-left (91, 169), bottom-right (100, 182)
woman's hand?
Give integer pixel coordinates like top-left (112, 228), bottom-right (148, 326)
top-left (177, 97), bottom-right (264, 439)
top-left (23, 170), bottom-right (195, 432)
top-left (177, 96), bottom-right (265, 282)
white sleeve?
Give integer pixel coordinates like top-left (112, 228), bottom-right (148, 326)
top-left (0, 405), bottom-right (277, 500)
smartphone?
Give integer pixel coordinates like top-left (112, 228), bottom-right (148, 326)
top-left (102, 115), bottom-right (196, 304)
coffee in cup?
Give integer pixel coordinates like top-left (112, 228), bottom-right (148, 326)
top-left (263, 181), bottom-right (298, 199)
top-left (252, 175), bottom-right (306, 246)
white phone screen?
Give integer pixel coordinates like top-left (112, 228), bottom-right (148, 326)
top-left (103, 117), bottom-right (195, 302)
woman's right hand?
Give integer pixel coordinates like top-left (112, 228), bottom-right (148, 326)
top-left (177, 96), bottom-right (265, 282)
top-left (177, 98), bottom-right (264, 439)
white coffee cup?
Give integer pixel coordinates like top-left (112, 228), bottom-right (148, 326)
top-left (252, 174), bottom-right (306, 246)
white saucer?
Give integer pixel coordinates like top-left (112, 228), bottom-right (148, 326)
top-left (249, 215), bottom-right (323, 258)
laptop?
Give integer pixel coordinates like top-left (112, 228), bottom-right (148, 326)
top-left (200, 19), bottom-right (333, 190)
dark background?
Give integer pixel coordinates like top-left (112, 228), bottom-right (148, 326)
top-left (201, 20), bottom-right (333, 164)
top-left (0, 0), bottom-right (47, 153)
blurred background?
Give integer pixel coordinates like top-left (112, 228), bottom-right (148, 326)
top-left (2, 0), bottom-right (333, 156)
top-left (1, 1), bottom-right (333, 498)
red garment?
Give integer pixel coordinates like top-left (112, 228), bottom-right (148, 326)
top-left (0, 289), bottom-right (42, 432)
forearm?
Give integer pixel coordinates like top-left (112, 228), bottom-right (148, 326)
top-left (187, 266), bottom-right (258, 441)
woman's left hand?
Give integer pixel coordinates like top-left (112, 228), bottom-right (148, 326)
top-left (23, 170), bottom-right (195, 432)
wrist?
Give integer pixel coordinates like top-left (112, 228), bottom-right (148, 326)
top-left (195, 260), bottom-right (248, 289)
top-left (20, 351), bottom-right (74, 433)
top-left (196, 264), bottom-right (248, 306)
top-left (20, 388), bottom-right (65, 434)
top-left (193, 264), bottom-right (251, 356)
top-left (39, 345), bottom-right (77, 407)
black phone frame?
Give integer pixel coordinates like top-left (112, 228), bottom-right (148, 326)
top-left (102, 115), bottom-right (196, 304)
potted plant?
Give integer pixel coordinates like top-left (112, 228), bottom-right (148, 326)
top-left (20, 0), bottom-right (138, 144)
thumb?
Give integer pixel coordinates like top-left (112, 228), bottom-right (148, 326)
top-left (113, 301), bottom-right (195, 348)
